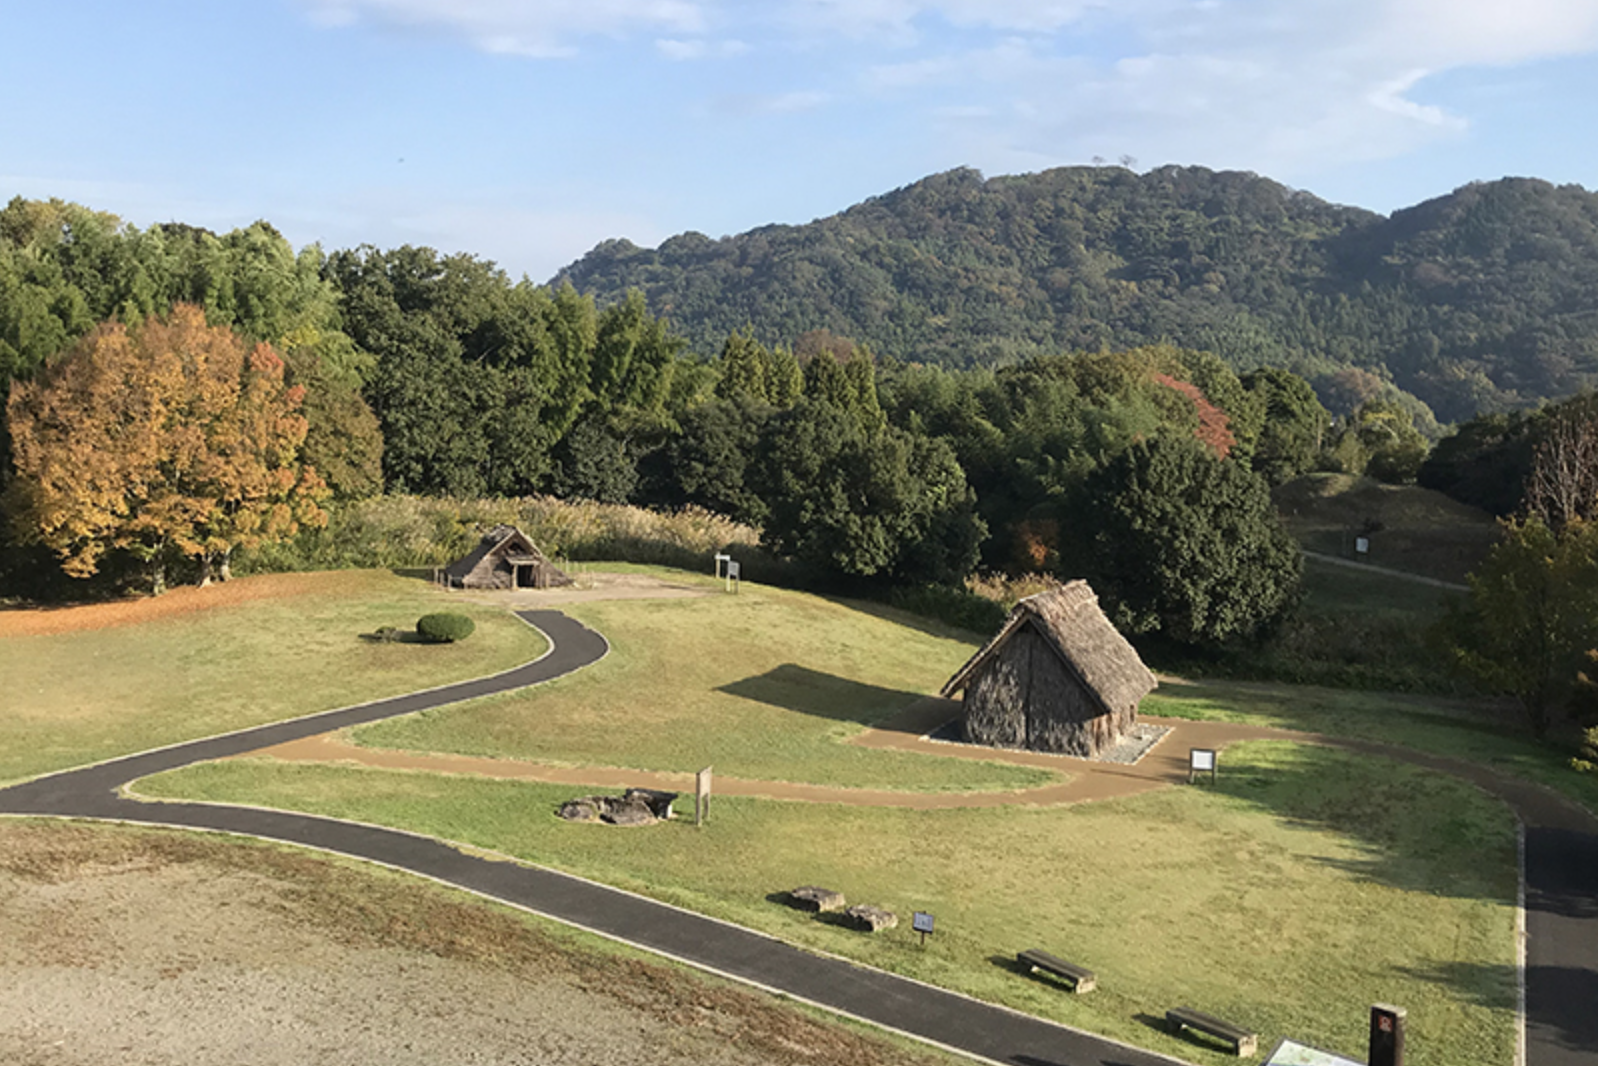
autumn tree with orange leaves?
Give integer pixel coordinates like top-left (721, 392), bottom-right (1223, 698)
top-left (6, 304), bottom-right (327, 592)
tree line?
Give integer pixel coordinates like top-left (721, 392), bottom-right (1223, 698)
top-left (3, 196), bottom-right (1354, 648)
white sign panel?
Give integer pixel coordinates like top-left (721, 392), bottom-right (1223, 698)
top-left (1263, 1039), bottom-right (1363, 1066)
top-left (1190, 748), bottom-right (1216, 772)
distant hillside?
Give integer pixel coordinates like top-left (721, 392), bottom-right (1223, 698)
top-left (556, 166), bottom-right (1598, 423)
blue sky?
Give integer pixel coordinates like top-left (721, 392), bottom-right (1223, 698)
top-left (5, 0), bottom-right (1597, 280)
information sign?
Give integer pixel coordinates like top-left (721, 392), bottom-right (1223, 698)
top-left (1262, 1039), bottom-right (1362, 1066)
top-left (912, 911), bottom-right (934, 945)
top-left (1189, 747), bottom-right (1218, 784)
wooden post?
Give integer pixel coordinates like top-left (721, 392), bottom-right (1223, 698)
top-left (695, 766), bottom-right (712, 827)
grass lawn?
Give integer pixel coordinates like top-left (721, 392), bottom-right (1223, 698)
top-left (1274, 474), bottom-right (1500, 584)
top-left (140, 739), bottom-right (1518, 1066)
top-left (352, 574), bottom-right (1052, 793)
top-left (0, 570), bottom-right (547, 785)
top-left (1148, 677), bottom-right (1598, 815)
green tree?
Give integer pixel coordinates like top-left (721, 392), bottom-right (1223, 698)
top-left (1242, 366), bottom-right (1330, 484)
top-left (1070, 436), bottom-right (1301, 644)
top-left (1448, 517), bottom-right (1598, 736)
top-left (752, 399), bottom-right (984, 585)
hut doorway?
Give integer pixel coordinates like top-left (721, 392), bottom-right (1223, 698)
top-left (513, 563), bottom-right (539, 589)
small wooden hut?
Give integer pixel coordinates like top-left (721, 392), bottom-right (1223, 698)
top-left (444, 525), bottom-right (573, 591)
top-left (941, 581), bottom-right (1156, 758)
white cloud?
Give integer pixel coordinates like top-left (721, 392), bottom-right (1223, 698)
top-left (300, 0), bottom-right (705, 56)
top-left (655, 37), bottom-right (749, 60)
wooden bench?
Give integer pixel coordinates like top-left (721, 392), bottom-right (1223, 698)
top-left (1166, 1006), bottom-right (1257, 1057)
top-left (1016, 949), bottom-right (1097, 993)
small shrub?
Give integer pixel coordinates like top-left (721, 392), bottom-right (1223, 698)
top-left (416, 613), bottom-right (476, 644)
top-left (1572, 758), bottom-right (1595, 775)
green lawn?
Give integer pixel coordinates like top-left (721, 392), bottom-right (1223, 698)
top-left (352, 577), bottom-right (1052, 793)
top-left (0, 570), bottom-right (547, 785)
top-left (1147, 676), bottom-right (1598, 814)
top-left (140, 739), bottom-right (1518, 1066)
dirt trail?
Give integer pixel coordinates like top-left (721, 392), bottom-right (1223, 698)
top-left (247, 701), bottom-right (1296, 809)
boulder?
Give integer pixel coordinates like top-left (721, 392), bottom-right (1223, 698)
top-left (787, 886), bottom-right (846, 913)
top-left (556, 789), bottom-right (679, 826)
top-left (623, 788), bottom-right (679, 819)
top-left (845, 905), bottom-right (898, 932)
top-left (605, 797), bottom-right (658, 827)
top-left (558, 798), bottom-right (601, 822)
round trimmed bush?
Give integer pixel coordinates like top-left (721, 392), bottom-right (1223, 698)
top-left (416, 612), bottom-right (476, 644)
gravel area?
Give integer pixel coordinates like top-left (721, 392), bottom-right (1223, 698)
top-left (0, 821), bottom-right (951, 1066)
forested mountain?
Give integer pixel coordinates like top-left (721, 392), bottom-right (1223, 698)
top-left (556, 166), bottom-right (1598, 424)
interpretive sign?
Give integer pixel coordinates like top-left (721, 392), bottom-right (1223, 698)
top-left (714, 552), bottom-right (731, 578)
top-left (912, 911), bottom-right (934, 945)
top-left (726, 560), bottom-right (740, 593)
top-left (1262, 1039), bottom-right (1362, 1066)
top-left (1189, 747), bottom-right (1217, 784)
top-left (1355, 536), bottom-right (1370, 556)
top-left (1369, 1004), bottom-right (1406, 1066)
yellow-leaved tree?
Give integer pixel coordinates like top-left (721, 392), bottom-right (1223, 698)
top-left (6, 304), bottom-right (327, 592)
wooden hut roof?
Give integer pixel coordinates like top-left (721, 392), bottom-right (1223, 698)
top-left (443, 524), bottom-right (545, 581)
top-left (940, 580), bottom-right (1157, 714)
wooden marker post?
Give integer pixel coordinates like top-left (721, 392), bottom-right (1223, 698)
top-left (1369, 1004), bottom-right (1405, 1066)
top-left (714, 552), bottom-right (731, 579)
top-left (695, 767), bottom-right (712, 826)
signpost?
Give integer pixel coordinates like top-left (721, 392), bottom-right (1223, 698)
top-left (726, 560), bottom-right (740, 594)
top-left (1369, 1004), bottom-right (1405, 1066)
top-left (912, 911), bottom-right (934, 946)
top-left (1189, 747), bottom-right (1217, 785)
top-left (695, 766), bottom-right (712, 827)
top-left (714, 552), bottom-right (731, 579)
top-left (1355, 536), bottom-right (1370, 558)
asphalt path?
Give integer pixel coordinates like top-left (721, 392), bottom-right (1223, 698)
top-left (4, 608), bottom-right (1595, 1064)
top-left (0, 609), bottom-right (1188, 1066)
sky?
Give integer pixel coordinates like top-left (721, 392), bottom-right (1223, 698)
top-left (4, 0), bottom-right (1598, 281)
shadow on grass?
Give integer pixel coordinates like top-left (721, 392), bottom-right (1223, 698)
top-left (1176, 740), bottom-right (1524, 905)
top-left (1400, 961), bottom-right (1598, 1054)
top-left (717, 663), bottom-right (931, 727)
top-left (357, 629), bottom-right (428, 645)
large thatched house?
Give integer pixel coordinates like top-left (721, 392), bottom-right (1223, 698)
top-left (941, 581), bottom-right (1156, 757)
top-left (444, 525), bottom-right (572, 590)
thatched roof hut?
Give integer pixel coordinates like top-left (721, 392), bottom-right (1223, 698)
top-left (444, 525), bottom-right (572, 590)
top-left (941, 581), bottom-right (1156, 757)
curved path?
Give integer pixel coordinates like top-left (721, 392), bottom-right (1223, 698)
top-left (5, 607), bottom-right (1595, 1064)
top-left (0, 610), bottom-right (1189, 1066)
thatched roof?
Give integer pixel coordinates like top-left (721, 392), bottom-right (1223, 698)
top-left (941, 580), bottom-right (1157, 714)
top-left (444, 524), bottom-right (547, 581)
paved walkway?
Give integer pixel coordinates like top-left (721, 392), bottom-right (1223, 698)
top-left (0, 609), bottom-right (1188, 1066)
top-left (4, 607), bottom-right (1595, 1064)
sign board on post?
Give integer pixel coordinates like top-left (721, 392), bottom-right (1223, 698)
top-left (714, 552), bottom-right (731, 578)
top-left (1355, 536), bottom-right (1370, 556)
top-left (695, 766), bottom-right (712, 827)
top-left (1189, 748), bottom-right (1217, 785)
top-left (912, 911), bottom-right (934, 946)
top-left (1369, 1004), bottom-right (1405, 1066)
top-left (726, 560), bottom-right (740, 594)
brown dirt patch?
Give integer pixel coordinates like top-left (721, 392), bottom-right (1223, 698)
top-left (0, 819), bottom-right (956, 1066)
top-left (247, 704), bottom-right (1295, 809)
top-left (0, 572), bottom-right (369, 638)
top-left (446, 570), bottom-right (713, 607)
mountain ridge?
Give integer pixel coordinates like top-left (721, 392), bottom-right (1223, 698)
top-left (555, 165), bottom-right (1598, 423)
